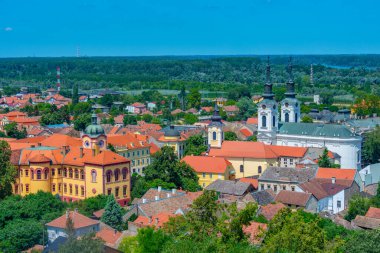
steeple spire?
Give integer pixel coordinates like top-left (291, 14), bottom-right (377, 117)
top-left (211, 102), bottom-right (222, 123)
top-left (263, 56), bottom-right (274, 99)
top-left (285, 56), bottom-right (296, 98)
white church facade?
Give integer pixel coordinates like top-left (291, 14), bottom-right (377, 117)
top-left (257, 58), bottom-right (362, 170)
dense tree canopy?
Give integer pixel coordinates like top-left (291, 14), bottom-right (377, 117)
top-left (0, 141), bottom-right (17, 199)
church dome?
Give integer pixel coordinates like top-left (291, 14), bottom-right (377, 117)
top-left (84, 114), bottom-right (105, 137)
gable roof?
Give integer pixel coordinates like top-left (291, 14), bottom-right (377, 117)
top-left (205, 179), bottom-right (252, 196)
top-left (96, 227), bottom-right (123, 246)
top-left (250, 189), bottom-right (275, 206)
top-left (46, 211), bottom-right (99, 229)
top-left (353, 215), bottom-right (380, 229)
top-left (209, 141), bottom-right (278, 159)
top-left (298, 178), bottom-right (353, 200)
top-left (275, 190), bottom-right (312, 207)
top-left (182, 156), bottom-right (231, 174)
top-left (268, 145), bottom-right (307, 158)
top-left (239, 178), bottom-right (258, 190)
top-left (259, 166), bottom-right (316, 184)
top-left (259, 203), bottom-right (286, 220)
top-left (316, 167), bottom-right (356, 181)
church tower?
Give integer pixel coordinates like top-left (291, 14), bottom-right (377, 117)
top-left (208, 103), bottom-right (224, 148)
top-left (257, 57), bottom-right (278, 144)
top-left (280, 57), bottom-right (300, 123)
top-left (82, 114), bottom-right (107, 154)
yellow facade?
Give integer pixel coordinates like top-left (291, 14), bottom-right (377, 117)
top-left (226, 157), bottom-right (278, 179)
top-left (197, 169), bottom-right (230, 188)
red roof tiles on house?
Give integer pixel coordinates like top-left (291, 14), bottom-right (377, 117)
top-left (243, 221), bottom-right (268, 244)
top-left (239, 178), bottom-right (259, 190)
top-left (316, 167), bottom-right (356, 181)
top-left (46, 211), bottom-right (99, 229)
top-left (246, 117), bottom-right (258, 125)
top-left (269, 145), bottom-right (308, 158)
top-left (366, 207), bottom-right (380, 219)
top-left (133, 212), bottom-right (176, 228)
top-left (209, 141), bottom-right (278, 159)
top-left (182, 155), bottom-right (232, 174)
top-left (96, 227), bottom-right (123, 246)
top-left (239, 128), bottom-right (253, 137)
top-left (260, 203), bottom-right (286, 220)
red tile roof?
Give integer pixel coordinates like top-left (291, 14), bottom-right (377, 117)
top-left (299, 178), bottom-right (354, 200)
top-left (316, 168), bottom-right (356, 181)
top-left (274, 190), bottom-right (312, 207)
top-left (366, 207), bottom-right (380, 219)
top-left (269, 145), bottom-right (308, 158)
top-left (239, 178), bottom-right (259, 189)
top-left (28, 154), bottom-right (52, 163)
top-left (96, 227), bottom-right (123, 246)
top-left (239, 128), bottom-right (253, 137)
top-left (93, 209), bottom-right (105, 219)
top-left (107, 133), bottom-right (150, 150)
top-left (246, 117), bottom-right (258, 125)
top-left (260, 203), bottom-right (286, 220)
top-left (223, 105), bottom-right (239, 112)
top-left (243, 221), bottom-right (268, 244)
top-left (133, 212), bottom-right (176, 228)
top-left (209, 141), bottom-right (278, 159)
top-left (40, 134), bottom-right (82, 148)
top-left (182, 155), bottom-right (231, 174)
top-left (46, 211), bottom-right (99, 229)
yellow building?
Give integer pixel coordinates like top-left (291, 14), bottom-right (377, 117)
top-left (182, 155), bottom-right (235, 188)
top-left (12, 114), bottom-right (131, 206)
top-left (158, 126), bottom-right (186, 158)
top-left (208, 104), bottom-right (224, 149)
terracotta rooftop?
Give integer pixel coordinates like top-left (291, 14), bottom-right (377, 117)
top-left (239, 178), bottom-right (258, 190)
top-left (46, 211), bottom-right (99, 229)
top-left (243, 221), bottom-right (268, 244)
top-left (107, 133), bottom-right (150, 150)
top-left (28, 154), bottom-right (52, 163)
top-left (93, 209), bottom-right (105, 219)
top-left (40, 134), bottom-right (82, 148)
top-left (259, 203), bottom-right (286, 220)
top-left (366, 207), bottom-right (380, 219)
top-left (353, 215), bottom-right (380, 229)
top-left (209, 141), bottom-right (278, 159)
top-left (182, 155), bottom-right (232, 174)
top-left (246, 117), bottom-right (258, 125)
top-left (268, 145), bottom-right (308, 158)
top-left (275, 190), bottom-right (312, 207)
top-left (299, 178), bottom-right (354, 200)
top-left (96, 227), bottom-right (123, 246)
top-left (239, 128), bottom-right (253, 137)
top-left (316, 167), bottom-right (356, 181)
top-left (133, 212), bottom-right (175, 228)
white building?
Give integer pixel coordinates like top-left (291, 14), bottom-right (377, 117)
top-left (257, 58), bottom-right (362, 169)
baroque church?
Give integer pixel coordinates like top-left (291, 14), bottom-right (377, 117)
top-left (257, 58), bottom-right (362, 169)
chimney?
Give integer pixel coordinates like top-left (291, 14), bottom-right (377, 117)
top-left (158, 186), bottom-right (162, 192)
top-left (332, 177), bottom-right (336, 184)
top-left (154, 195), bottom-right (159, 201)
top-left (166, 193), bottom-right (171, 198)
top-left (142, 198), bottom-right (147, 203)
top-left (172, 189), bottom-right (176, 195)
top-left (80, 147), bottom-right (84, 158)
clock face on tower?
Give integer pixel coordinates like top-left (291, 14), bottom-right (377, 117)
top-left (262, 104), bottom-right (266, 109)
top-left (98, 140), bottom-right (105, 148)
top-left (84, 140), bottom-right (90, 148)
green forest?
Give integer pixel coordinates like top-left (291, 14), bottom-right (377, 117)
top-left (0, 55), bottom-right (379, 98)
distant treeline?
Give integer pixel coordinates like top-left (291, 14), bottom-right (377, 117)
top-left (0, 55), bottom-right (379, 95)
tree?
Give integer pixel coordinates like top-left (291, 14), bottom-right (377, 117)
top-left (187, 88), bottom-right (201, 110)
top-left (344, 195), bottom-right (371, 221)
top-left (363, 126), bottom-right (380, 165)
top-left (318, 148), bottom-right (333, 168)
top-left (142, 113), bottom-right (153, 123)
top-left (72, 102), bottom-right (92, 116)
top-left (344, 229), bottom-right (380, 253)
top-left (101, 195), bottom-right (124, 231)
top-left (73, 114), bottom-right (92, 131)
top-left (320, 92), bottom-right (334, 105)
top-left (184, 114), bottom-right (198, 125)
top-left (118, 236), bottom-right (139, 253)
top-left (136, 227), bottom-right (170, 253)
top-left (184, 134), bottom-right (207, 156)
top-left (4, 122), bottom-right (27, 139)
top-left (236, 97), bottom-right (256, 120)
top-left (108, 143), bottom-right (116, 152)
top-left (144, 146), bottom-right (200, 191)
top-left (123, 114), bottom-right (138, 126)
top-left (262, 209), bottom-right (327, 253)
top-left (0, 141), bottom-right (17, 199)
top-left (224, 131), bottom-right (238, 141)
top-left (72, 83), bottom-right (79, 105)
top-left (301, 115), bottom-right (313, 123)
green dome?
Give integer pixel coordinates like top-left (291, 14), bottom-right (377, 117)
top-left (84, 114), bottom-right (105, 137)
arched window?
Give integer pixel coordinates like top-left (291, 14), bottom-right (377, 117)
top-left (258, 166), bottom-right (262, 174)
top-left (69, 168), bottom-right (73, 178)
top-left (91, 170), bottom-right (97, 183)
top-left (63, 168), bottom-right (67, 177)
top-left (262, 116), bottom-right (267, 128)
top-left (74, 169), bottom-right (79, 179)
top-left (51, 168), bottom-right (55, 177)
top-left (80, 170), bottom-right (84, 180)
top-left (36, 170), bottom-right (42, 180)
top-left (31, 170), bottom-right (34, 180)
top-left (122, 168), bottom-right (128, 180)
top-left (272, 115), bottom-right (276, 127)
top-left (212, 131), bottom-right (217, 140)
top-left (44, 168), bottom-right (49, 179)
top-left (106, 170), bottom-right (112, 183)
top-left (285, 113), bottom-right (289, 122)
top-left (114, 169), bottom-right (120, 182)
top-left (295, 113), bottom-right (298, 123)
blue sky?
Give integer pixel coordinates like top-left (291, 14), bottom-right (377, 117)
top-left (0, 0), bottom-right (379, 57)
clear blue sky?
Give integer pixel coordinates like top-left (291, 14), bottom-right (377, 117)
top-left (0, 0), bottom-right (379, 57)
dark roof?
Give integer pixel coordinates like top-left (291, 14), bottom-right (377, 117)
top-left (206, 179), bottom-right (253, 196)
top-left (353, 215), bottom-right (380, 229)
top-left (275, 190), bottom-right (312, 207)
top-left (251, 189), bottom-right (275, 206)
top-left (164, 125), bottom-right (181, 137)
top-left (299, 178), bottom-right (354, 200)
top-left (278, 122), bottom-right (359, 138)
top-left (259, 167), bottom-right (316, 184)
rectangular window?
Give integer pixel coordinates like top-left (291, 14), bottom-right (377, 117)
top-left (115, 187), bottom-right (119, 197)
top-left (25, 184), bottom-right (29, 193)
top-left (52, 184), bottom-right (56, 192)
top-left (261, 184), bottom-right (264, 190)
top-left (240, 165), bottom-right (244, 173)
top-left (202, 173), bottom-right (206, 178)
top-left (137, 151), bottom-right (140, 156)
top-left (81, 187), bottom-right (85, 196)
top-left (123, 186), bottom-right (127, 196)
top-left (290, 158), bottom-right (294, 165)
top-left (337, 200), bottom-right (341, 208)
top-left (132, 160), bottom-right (135, 166)
top-left (138, 160), bottom-right (140, 165)
top-left (274, 185), bottom-right (277, 192)
top-left (64, 184), bottom-right (67, 193)
top-left (58, 168), bottom-right (61, 175)
top-left (127, 153), bottom-right (130, 158)
top-left (267, 184), bottom-right (271, 189)
top-left (25, 170), bottom-right (29, 176)
top-left (209, 173), bottom-right (213, 179)
top-left (58, 183), bottom-right (62, 192)
top-left (69, 185), bottom-right (72, 194)
top-left (107, 188), bottom-right (112, 195)
top-left (75, 185), bottom-right (78, 195)
top-left (283, 186), bottom-right (286, 190)
top-left (52, 169), bottom-right (55, 176)
top-left (291, 186), bottom-right (295, 192)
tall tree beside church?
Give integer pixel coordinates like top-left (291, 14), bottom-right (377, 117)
top-left (72, 83), bottom-right (79, 105)
top-left (363, 126), bottom-right (380, 165)
top-left (187, 88), bottom-right (201, 110)
top-left (318, 149), bottom-right (333, 168)
top-left (0, 141), bottom-right (17, 199)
